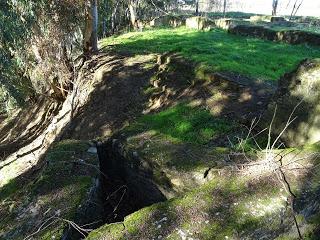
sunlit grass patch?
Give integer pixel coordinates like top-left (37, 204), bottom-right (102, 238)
top-left (101, 27), bottom-right (320, 81)
top-left (127, 104), bottom-right (233, 145)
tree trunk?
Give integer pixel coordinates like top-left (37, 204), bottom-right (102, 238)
top-left (129, 0), bottom-right (138, 30)
top-left (111, 1), bottom-right (120, 34)
top-left (289, 0), bottom-right (304, 20)
top-left (83, 0), bottom-right (98, 54)
top-left (195, 0), bottom-right (199, 16)
top-left (223, 0), bottom-right (227, 18)
top-left (92, 0), bottom-right (98, 49)
top-left (272, 0), bottom-right (279, 16)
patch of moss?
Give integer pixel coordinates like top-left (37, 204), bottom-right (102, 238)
top-left (87, 175), bottom-right (293, 240)
top-left (46, 139), bottom-right (89, 162)
top-left (126, 103), bottom-right (233, 145)
top-left (0, 179), bottom-right (19, 200)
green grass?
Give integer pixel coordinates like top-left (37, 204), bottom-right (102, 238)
top-left (101, 27), bottom-right (320, 81)
top-left (126, 104), bottom-right (233, 145)
top-left (86, 176), bottom-right (290, 240)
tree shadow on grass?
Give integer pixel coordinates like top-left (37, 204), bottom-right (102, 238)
top-left (100, 28), bottom-right (320, 81)
top-left (63, 51), bottom-right (274, 144)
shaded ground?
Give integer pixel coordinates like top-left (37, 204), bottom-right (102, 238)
top-left (0, 99), bottom-right (60, 159)
top-left (63, 54), bottom-right (157, 140)
top-left (64, 52), bottom-right (274, 142)
top-left (0, 30), bottom-right (319, 240)
top-left (87, 150), bottom-right (320, 240)
top-left (0, 140), bottom-right (99, 240)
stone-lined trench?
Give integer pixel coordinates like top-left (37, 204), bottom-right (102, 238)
top-left (62, 138), bottom-right (167, 240)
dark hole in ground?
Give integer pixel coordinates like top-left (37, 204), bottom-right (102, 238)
top-left (62, 138), bottom-right (166, 240)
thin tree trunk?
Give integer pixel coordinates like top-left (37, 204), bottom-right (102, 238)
top-left (83, 0), bottom-right (98, 54)
top-left (293, 0), bottom-right (304, 17)
top-left (272, 0), bottom-right (279, 16)
top-left (111, 1), bottom-right (120, 34)
top-left (195, 0), bottom-right (199, 16)
top-left (129, 0), bottom-right (138, 30)
top-left (92, 0), bottom-right (98, 50)
top-left (102, 0), bottom-right (108, 38)
top-left (289, 0), bottom-right (303, 20)
top-left (289, 0), bottom-right (297, 20)
top-left (223, 0), bottom-right (227, 18)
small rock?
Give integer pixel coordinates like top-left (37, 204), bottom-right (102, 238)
top-left (133, 151), bottom-right (139, 158)
top-left (55, 209), bottom-right (61, 216)
top-left (177, 229), bottom-right (187, 240)
top-left (87, 147), bottom-right (97, 154)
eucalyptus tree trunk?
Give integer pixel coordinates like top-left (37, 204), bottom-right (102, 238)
top-left (111, 1), bottom-right (121, 34)
top-left (83, 0), bottom-right (98, 54)
top-left (129, 0), bottom-right (138, 30)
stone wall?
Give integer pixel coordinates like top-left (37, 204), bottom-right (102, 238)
top-left (214, 18), bottom-right (240, 30)
top-left (261, 58), bottom-right (320, 146)
top-left (229, 25), bottom-right (320, 46)
top-left (149, 15), bottom-right (186, 28)
top-left (186, 16), bottom-right (214, 30)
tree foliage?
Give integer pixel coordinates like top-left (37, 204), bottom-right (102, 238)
top-left (0, 0), bottom-right (86, 110)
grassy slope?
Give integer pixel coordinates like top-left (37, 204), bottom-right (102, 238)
top-left (101, 27), bottom-right (320, 81)
top-left (88, 28), bottom-right (320, 239)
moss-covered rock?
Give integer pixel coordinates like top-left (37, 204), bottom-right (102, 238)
top-left (271, 16), bottom-right (286, 23)
top-left (262, 58), bottom-right (320, 146)
top-left (86, 171), bottom-right (320, 240)
top-left (250, 15), bottom-right (272, 22)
